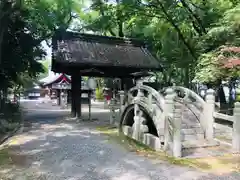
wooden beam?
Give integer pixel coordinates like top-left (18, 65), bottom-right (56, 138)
top-left (52, 64), bottom-right (162, 78)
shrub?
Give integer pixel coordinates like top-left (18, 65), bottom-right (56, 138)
top-left (0, 101), bottom-right (22, 134)
top-left (236, 88), bottom-right (240, 102)
top-left (95, 88), bottom-right (104, 100)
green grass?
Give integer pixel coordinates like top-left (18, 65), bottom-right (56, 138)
top-left (96, 126), bottom-right (240, 173)
top-left (216, 135), bottom-right (232, 144)
top-left (0, 148), bottom-right (12, 166)
top-left (96, 127), bottom-right (207, 166)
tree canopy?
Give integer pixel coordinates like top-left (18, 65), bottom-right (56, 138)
top-left (0, 0), bottom-right (81, 94)
top-left (73, 0), bottom-right (240, 86)
top-left (0, 0), bottom-right (239, 96)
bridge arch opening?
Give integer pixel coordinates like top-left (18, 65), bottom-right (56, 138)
top-left (120, 104), bottom-right (159, 137)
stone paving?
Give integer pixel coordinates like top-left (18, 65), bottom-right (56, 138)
top-left (0, 102), bottom-right (239, 180)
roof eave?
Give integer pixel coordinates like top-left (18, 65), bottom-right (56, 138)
top-left (52, 58), bottom-right (162, 71)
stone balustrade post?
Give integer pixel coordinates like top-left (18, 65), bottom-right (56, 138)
top-left (109, 99), bottom-right (116, 125)
top-left (119, 91), bottom-right (125, 114)
top-left (148, 93), bottom-right (152, 109)
top-left (137, 86), bottom-right (144, 98)
top-left (172, 103), bottom-right (182, 158)
top-left (88, 91), bottom-right (92, 120)
top-left (163, 88), bottom-right (176, 151)
top-left (132, 104), bottom-right (141, 140)
top-left (104, 98), bottom-right (108, 109)
top-left (232, 102), bottom-right (240, 153)
top-left (203, 89), bottom-right (215, 140)
top-left (127, 92), bottom-right (131, 104)
top-left (136, 80), bottom-right (143, 86)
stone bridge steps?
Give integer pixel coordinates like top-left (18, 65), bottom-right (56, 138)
top-left (150, 101), bottom-right (206, 142)
top-left (123, 85), bottom-right (226, 157)
top-left (170, 103), bottom-right (219, 148)
top-left (123, 85), bottom-right (220, 155)
top-left (167, 139), bottom-right (219, 157)
top-left (182, 139), bottom-right (219, 149)
top-left (181, 126), bottom-right (204, 141)
top-left (136, 99), bottom-right (219, 148)
top-left (171, 102), bottom-right (205, 142)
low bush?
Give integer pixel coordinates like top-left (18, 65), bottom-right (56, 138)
top-left (0, 101), bottom-right (22, 135)
top-left (95, 88), bottom-right (104, 100)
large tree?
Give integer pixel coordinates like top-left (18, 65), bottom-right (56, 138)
top-left (0, 0), bottom-right (81, 104)
top-left (73, 0), bottom-right (238, 87)
top-left (194, 4), bottom-right (240, 110)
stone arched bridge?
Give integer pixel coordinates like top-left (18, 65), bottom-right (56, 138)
top-left (110, 85), bottom-right (220, 157)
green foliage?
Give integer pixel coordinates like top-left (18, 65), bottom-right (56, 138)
top-left (195, 4), bottom-right (240, 83)
top-left (0, 101), bottom-right (22, 135)
top-left (0, 149), bottom-right (12, 166)
top-left (0, 5), bottom-right (45, 90)
top-left (0, 0), bottom-right (79, 93)
top-left (37, 60), bottom-right (50, 80)
top-left (0, 102), bottom-right (21, 122)
top-left (23, 0), bottom-right (81, 39)
top-left (74, 0), bottom-right (239, 86)
top-left (95, 88), bottom-right (104, 100)
top-left (0, 0), bottom-right (239, 95)
top-left (41, 60), bottom-right (50, 72)
top-left (194, 53), bottom-right (224, 83)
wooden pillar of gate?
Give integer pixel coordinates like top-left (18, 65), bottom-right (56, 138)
top-left (57, 89), bottom-right (62, 106)
top-left (71, 73), bottom-right (81, 118)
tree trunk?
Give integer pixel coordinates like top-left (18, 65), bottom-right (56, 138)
top-left (153, 1), bottom-right (197, 60)
top-left (1, 87), bottom-right (8, 109)
top-left (184, 67), bottom-right (190, 88)
top-left (0, 28), bottom-right (4, 65)
top-left (116, 0), bottom-right (124, 37)
top-left (215, 81), bottom-right (228, 113)
top-left (180, 0), bottom-right (207, 35)
top-left (228, 79), bottom-right (235, 115)
top-left (97, 0), bottom-right (116, 36)
top-left (0, 90), bottom-right (2, 111)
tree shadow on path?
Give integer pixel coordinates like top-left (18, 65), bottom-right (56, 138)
top-left (0, 110), bottom-right (239, 180)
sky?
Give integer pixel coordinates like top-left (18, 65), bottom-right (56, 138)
top-left (42, 41), bottom-right (52, 61)
top-left (41, 40), bottom-right (53, 77)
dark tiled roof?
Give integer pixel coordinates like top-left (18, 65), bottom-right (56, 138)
top-left (52, 30), bottom-right (162, 75)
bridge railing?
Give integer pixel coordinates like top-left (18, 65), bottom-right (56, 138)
top-left (161, 86), bottom-right (215, 139)
top-left (118, 84), bottom-right (240, 156)
top-left (213, 101), bottom-right (240, 153)
top-left (127, 84), bottom-right (165, 109)
top-left (127, 85), bottom-right (165, 136)
top-left (163, 88), bottom-right (182, 157)
top-left (109, 84), bottom-right (165, 127)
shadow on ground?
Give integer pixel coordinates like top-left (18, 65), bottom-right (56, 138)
top-left (0, 108), bottom-right (239, 180)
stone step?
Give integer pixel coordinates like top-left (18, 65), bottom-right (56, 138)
top-left (182, 139), bottom-right (220, 157)
top-left (181, 125), bottom-right (205, 141)
top-left (167, 139), bottom-right (220, 157)
top-left (182, 139), bottom-right (219, 149)
top-left (181, 123), bottom-right (201, 129)
top-left (181, 132), bottom-right (204, 141)
top-left (181, 127), bottom-right (203, 134)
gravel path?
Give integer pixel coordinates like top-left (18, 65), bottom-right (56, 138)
top-left (0, 103), bottom-right (239, 179)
